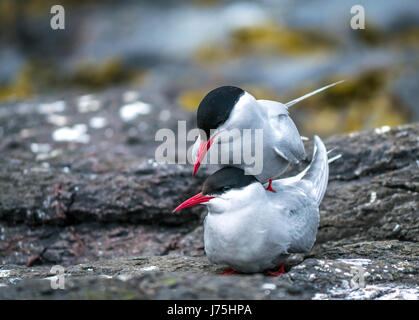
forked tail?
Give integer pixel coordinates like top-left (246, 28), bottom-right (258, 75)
top-left (298, 136), bottom-right (329, 205)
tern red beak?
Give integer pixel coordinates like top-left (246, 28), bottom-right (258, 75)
top-left (193, 135), bottom-right (216, 176)
top-left (173, 192), bottom-right (214, 213)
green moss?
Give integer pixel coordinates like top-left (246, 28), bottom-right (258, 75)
top-left (177, 88), bottom-right (209, 111)
top-left (231, 23), bottom-right (337, 55)
top-left (354, 22), bottom-right (419, 48)
top-left (0, 63), bottom-right (37, 101)
top-left (82, 288), bottom-right (140, 300)
top-left (0, 0), bottom-right (18, 27)
top-left (391, 26), bottom-right (419, 47)
top-left (0, 57), bottom-right (145, 101)
top-left (289, 69), bottom-right (410, 136)
top-left (354, 23), bottom-right (386, 46)
top-left (191, 0), bottom-right (221, 7)
top-left (72, 57), bottom-right (131, 90)
top-left (0, 60), bottom-right (64, 101)
top-left (121, 292), bottom-right (136, 300)
top-left (195, 23), bottom-right (338, 65)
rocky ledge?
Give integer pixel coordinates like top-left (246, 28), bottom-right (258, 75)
top-left (0, 90), bottom-right (418, 299)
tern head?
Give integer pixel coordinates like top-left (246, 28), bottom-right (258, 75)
top-left (173, 167), bottom-right (265, 213)
top-left (193, 86), bottom-right (259, 176)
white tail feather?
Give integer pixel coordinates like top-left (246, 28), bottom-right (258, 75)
top-left (285, 80), bottom-right (345, 108)
top-left (328, 154), bottom-right (342, 163)
top-left (298, 136), bottom-right (329, 205)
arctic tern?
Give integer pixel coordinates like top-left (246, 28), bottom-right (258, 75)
top-left (191, 81), bottom-right (343, 191)
top-left (175, 135), bottom-right (331, 274)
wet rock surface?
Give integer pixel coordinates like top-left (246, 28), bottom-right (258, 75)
top-left (0, 90), bottom-right (418, 299)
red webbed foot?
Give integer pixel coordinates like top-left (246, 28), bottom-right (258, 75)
top-left (266, 263), bottom-right (286, 277)
top-left (220, 268), bottom-right (241, 275)
top-left (265, 179), bottom-right (276, 193)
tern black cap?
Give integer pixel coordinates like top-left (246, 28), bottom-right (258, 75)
top-left (202, 167), bottom-right (257, 196)
top-left (197, 86), bottom-right (245, 139)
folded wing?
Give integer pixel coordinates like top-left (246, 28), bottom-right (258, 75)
top-left (258, 99), bottom-right (306, 164)
top-left (275, 135), bottom-right (329, 206)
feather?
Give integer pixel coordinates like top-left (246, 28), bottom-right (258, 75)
top-left (285, 80), bottom-right (345, 108)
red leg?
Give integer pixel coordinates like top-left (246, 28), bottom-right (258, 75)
top-left (266, 263), bottom-right (285, 277)
top-left (220, 268), bottom-right (241, 275)
top-left (266, 179), bottom-right (276, 193)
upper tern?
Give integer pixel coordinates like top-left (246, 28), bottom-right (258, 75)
top-left (175, 136), bottom-right (329, 274)
top-left (191, 81), bottom-right (343, 191)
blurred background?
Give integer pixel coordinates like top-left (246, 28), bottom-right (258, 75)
top-left (1, 0), bottom-right (418, 137)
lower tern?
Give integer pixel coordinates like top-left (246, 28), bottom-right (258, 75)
top-left (175, 136), bottom-right (330, 275)
top-left (191, 81), bottom-right (343, 191)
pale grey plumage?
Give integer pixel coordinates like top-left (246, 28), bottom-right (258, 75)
top-left (192, 82), bottom-right (343, 183)
top-left (203, 136), bottom-right (329, 273)
top-left (192, 91), bottom-right (305, 183)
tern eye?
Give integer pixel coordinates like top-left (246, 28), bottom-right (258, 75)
top-left (214, 119), bottom-right (224, 128)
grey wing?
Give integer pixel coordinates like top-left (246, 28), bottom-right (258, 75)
top-left (287, 204), bottom-right (319, 253)
top-left (273, 136), bottom-right (329, 206)
top-left (272, 191), bottom-right (319, 254)
top-left (258, 99), bottom-right (306, 163)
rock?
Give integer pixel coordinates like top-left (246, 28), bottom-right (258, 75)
top-left (0, 89), bottom-right (418, 299)
top-left (0, 241), bottom-right (417, 299)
